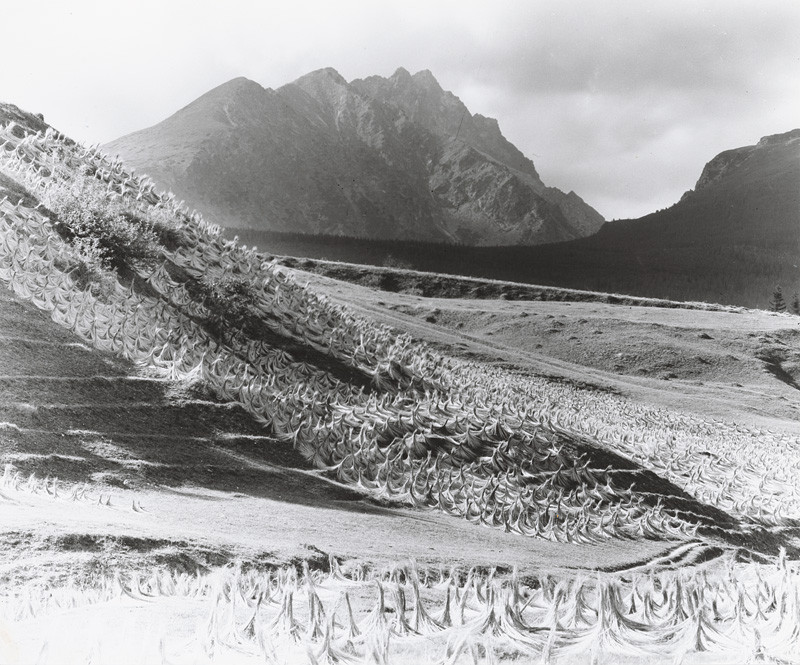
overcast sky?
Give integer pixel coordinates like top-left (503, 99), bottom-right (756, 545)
top-left (3, 0), bottom-right (798, 219)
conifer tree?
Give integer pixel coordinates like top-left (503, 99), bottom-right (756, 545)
top-left (791, 292), bottom-right (800, 315)
top-left (770, 286), bottom-right (786, 312)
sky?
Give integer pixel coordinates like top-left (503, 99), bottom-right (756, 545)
top-left (2, 0), bottom-right (798, 220)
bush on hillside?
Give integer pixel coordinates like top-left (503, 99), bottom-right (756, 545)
top-left (382, 254), bottom-right (413, 270)
top-left (186, 274), bottom-right (259, 343)
top-left (45, 170), bottom-right (184, 276)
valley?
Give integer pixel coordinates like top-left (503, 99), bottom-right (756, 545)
top-left (225, 128), bottom-right (800, 310)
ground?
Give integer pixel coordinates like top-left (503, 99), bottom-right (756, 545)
top-left (0, 284), bottom-right (683, 580)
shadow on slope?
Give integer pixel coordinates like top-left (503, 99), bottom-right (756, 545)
top-left (2, 276), bottom-right (795, 555)
top-left (0, 287), bottom-right (392, 517)
top-left (565, 435), bottom-right (796, 556)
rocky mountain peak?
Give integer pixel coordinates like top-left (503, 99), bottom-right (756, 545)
top-left (411, 69), bottom-right (442, 90)
top-left (295, 67), bottom-right (348, 87)
top-left (757, 128), bottom-right (800, 147)
top-left (104, 67), bottom-right (604, 245)
top-left (290, 67), bottom-right (350, 99)
top-left (390, 67), bottom-right (412, 82)
top-left (217, 76), bottom-right (262, 91)
top-left (473, 114), bottom-right (499, 131)
top-left (195, 77), bottom-right (267, 109)
top-left (354, 70), bottom-right (472, 145)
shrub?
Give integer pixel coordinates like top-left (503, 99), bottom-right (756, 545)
top-left (382, 254), bottom-right (413, 270)
top-left (769, 286), bottom-right (786, 313)
top-left (52, 247), bottom-right (116, 298)
top-left (186, 274), bottom-right (259, 343)
top-left (44, 171), bottom-right (184, 273)
top-left (143, 204), bottom-right (189, 250)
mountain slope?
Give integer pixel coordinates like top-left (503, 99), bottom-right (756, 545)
top-left (103, 68), bottom-right (604, 245)
top-left (590, 128), bottom-right (800, 253)
top-left (353, 68), bottom-right (603, 239)
top-left (545, 128), bottom-right (800, 305)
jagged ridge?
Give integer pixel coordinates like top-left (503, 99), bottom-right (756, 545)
top-left (103, 68), bottom-right (604, 245)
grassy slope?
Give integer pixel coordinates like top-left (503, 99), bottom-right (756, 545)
top-left (4, 256), bottom-right (800, 583)
top-left (298, 270), bottom-right (800, 433)
top-left (3, 264), bottom-right (800, 665)
top-left (0, 283), bottom-right (677, 581)
top-left (0, 111), bottom-right (797, 570)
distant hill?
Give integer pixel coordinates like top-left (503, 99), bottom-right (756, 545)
top-left (232, 129), bottom-right (800, 309)
top-left (531, 128), bottom-right (800, 307)
top-left (587, 129), bottom-right (800, 256)
top-left (103, 68), bottom-right (604, 246)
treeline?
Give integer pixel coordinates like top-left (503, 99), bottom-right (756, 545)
top-left (770, 286), bottom-right (800, 314)
top-left (226, 228), bottom-right (797, 310)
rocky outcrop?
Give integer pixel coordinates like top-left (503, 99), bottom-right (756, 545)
top-left (688, 128), bottom-right (800, 196)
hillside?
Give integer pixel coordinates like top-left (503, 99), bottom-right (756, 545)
top-left (3, 104), bottom-right (800, 663)
top-left (556, 128), bottom-right (800, 305)
top-left (103, 68), bottom-right (604, 245)
top-left (230, 129), bottom-right (800, 309)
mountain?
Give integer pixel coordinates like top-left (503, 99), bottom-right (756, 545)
top-left (552, 128), bottom-right (800, 305)
top-left (596, 128), bottom-right (800, 253)
top-left (351, 68), bottom-right (603, 240)
top-left (233, 129), bottom-right (800, 309)
top-left (103, 68), bottom-right (604, 245)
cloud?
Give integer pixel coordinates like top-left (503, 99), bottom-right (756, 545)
top-left (427, 0), bottom-right (800, 217)
top-left (456, 1), bottom-right (799, 94)
top-left (1, 0), bottom-right (797, 219)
